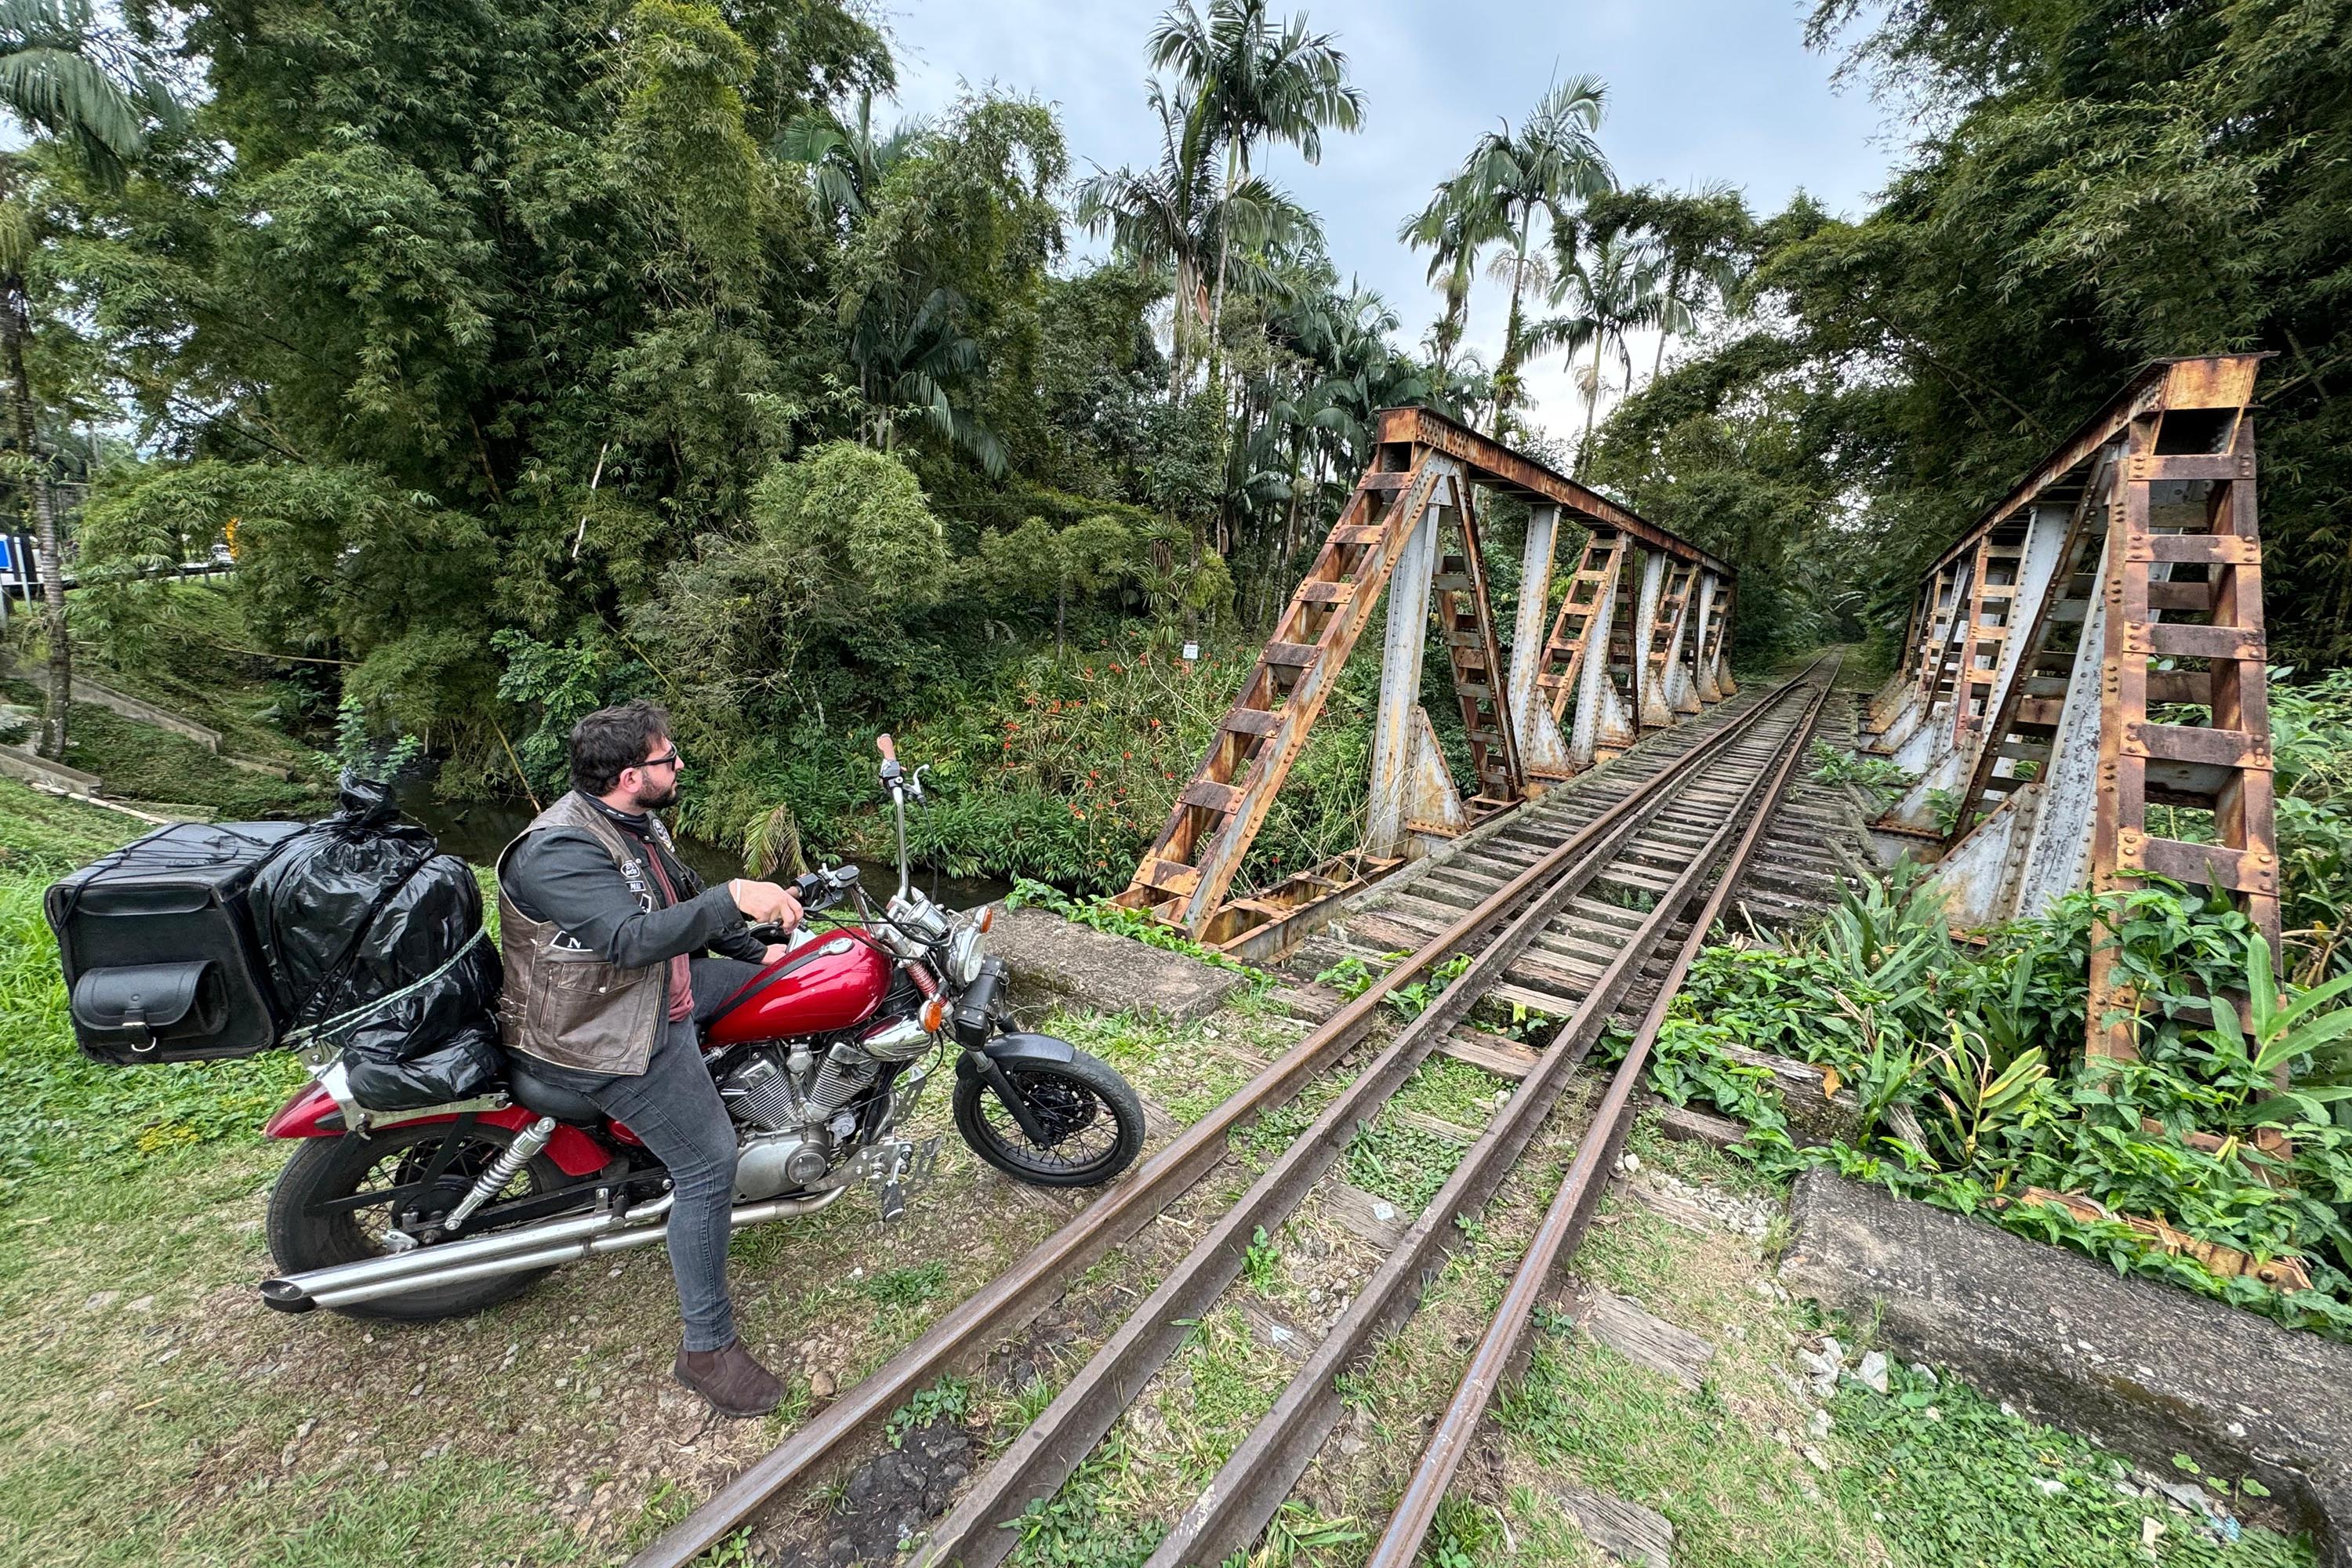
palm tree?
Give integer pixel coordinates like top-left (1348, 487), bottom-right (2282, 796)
top-left (774, 91), bottom-right (929, 234)
top-left (1417, 74), bottom-right (1613, 435)
top-left (1534, 230), bottom-right (1664, 469)
top-left (1145, 0), bottom-right (1363, 385)
top-left (1075, 81), bottom-right (1309, 395)
top-left (1399, 195), bottom-right (1502, 383)
top-left (0, 0), bottom-right (177, 758)
top-left (844, 283), bottom-right (1007, 477)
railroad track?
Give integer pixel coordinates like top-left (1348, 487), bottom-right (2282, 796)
top-left (630, 655), bottom-right (1839, 1568)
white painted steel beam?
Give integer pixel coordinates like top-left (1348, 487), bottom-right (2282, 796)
top-left (1367, 465), bottom-right (1461, 858)
top-left (2006, 530), bottom-right (2112, 919)
top-left (1632, 549), bottom-right (1671, 730)
top-left (1505, 505), bottom-right (1576, 783)
top-left (1691, 574), bottom-right (1723, 704)
top-left (1882, 560), bottom-right (1975, 767)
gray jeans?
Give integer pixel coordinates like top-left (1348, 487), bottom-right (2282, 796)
top-left (532, 957), bottom-right (760, 1351)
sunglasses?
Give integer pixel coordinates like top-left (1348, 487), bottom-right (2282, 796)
top-left (640, 748), bottom-right (684, 773)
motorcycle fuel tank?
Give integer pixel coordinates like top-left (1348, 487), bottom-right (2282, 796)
top-left (702, 931), bottom-right (893, 1046)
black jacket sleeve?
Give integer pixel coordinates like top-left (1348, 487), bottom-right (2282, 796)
top-left (665, 844), bottom-right (771, 963)
top-left (503, 828), bottom-right (748, 968)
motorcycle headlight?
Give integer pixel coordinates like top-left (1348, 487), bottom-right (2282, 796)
top-left (948, 924), bottom-right (985, 985)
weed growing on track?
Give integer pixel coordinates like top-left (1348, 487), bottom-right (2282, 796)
top-left (1808, 742), bottom-right (1915, 815)
top-left (1344, 1111), bottom-right (1469, 1210)
top-left (1393, 1052), bottom-right (1511, 1127)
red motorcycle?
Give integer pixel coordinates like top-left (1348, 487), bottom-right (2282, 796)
top-left (250, 737), bottom-right (1144, 1320)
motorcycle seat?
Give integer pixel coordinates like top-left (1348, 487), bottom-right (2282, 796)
top-left (504, 1058), bottom-right (606, 1126)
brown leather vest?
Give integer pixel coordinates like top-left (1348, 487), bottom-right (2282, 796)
top-left (494, 792), bottom-right (667, 1076)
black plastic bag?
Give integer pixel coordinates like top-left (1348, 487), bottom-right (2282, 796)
top-left (249, 773), bottom-right (504, 1110)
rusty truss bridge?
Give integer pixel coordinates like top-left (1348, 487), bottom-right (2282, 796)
top-left (1115, 405), bottom-right (1740, 962)
top-left (1864, 354), bottom-right (2280, 1057)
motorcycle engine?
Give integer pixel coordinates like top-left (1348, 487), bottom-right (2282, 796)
top-left (717, 1044), bottom-right (884, 1200)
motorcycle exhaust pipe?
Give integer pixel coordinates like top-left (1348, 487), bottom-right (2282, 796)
top-left (259, 1198), bottom-right (673, 1311)
top-left (260, 1187), bottom-right (846, 1313)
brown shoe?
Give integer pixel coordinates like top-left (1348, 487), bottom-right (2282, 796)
top-left (673, 1339), bottom-right (785, 1417)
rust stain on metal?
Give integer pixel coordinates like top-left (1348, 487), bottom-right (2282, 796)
top-left (1883, 354), bottom-right (2278, 1062)
top-left (1120, 404), bottom-right (1736, 953)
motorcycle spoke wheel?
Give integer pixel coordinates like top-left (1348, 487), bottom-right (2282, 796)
top-left (320, 1138), bottom-right (528, 1245)
top-left (953, 1051), bottom-right (1144, 1189)
top-left (267, 1123), bottom-right (571, 1322)
top-left (978, 1073), bottom-right (1120, 1169)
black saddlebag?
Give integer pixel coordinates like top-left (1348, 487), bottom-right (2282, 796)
top-left (46, 819), bottom-right (306, 1063)
top-left (247, 775), bottom-right (503, 1112)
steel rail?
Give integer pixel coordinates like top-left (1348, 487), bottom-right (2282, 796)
top-left (1138, 662), bottom-right (1835, 1568)
top-left (913, 674), bottom-right (1815, 1568)
top-left (1363, 655), bottom-right (1839, 1568)
top-left (625, 685), bottom-right (1784, 1568)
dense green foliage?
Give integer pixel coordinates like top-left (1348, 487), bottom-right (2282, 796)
top-left (1651, 867), bottom-right (2352, 1337)
top-left (1828, 1365), bottom-right (2308, 1566)
top-left (2272, 668), bottom-right (2352, 965)
top-left (4, 0), bottom-right (1546, 869)
top-left (1, 0), bottom-right (2347, 908)
top-left (1585, 0), bottom-right (2352, 674)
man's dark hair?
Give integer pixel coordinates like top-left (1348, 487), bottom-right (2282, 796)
top-left (570, 700), bottom-right (672, 796)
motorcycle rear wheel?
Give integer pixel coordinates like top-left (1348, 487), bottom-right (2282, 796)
top-left (266, 1122), bottom-right (571, 1321)
top-left (953, 1050), bottom-right (1145, 1188)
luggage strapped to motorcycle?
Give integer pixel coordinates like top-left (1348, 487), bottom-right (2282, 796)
top-left (277, 924), bottom-right (488, 1062)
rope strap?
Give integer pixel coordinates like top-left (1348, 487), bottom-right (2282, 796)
top-left (280, 925), bottom-right (488, 1053)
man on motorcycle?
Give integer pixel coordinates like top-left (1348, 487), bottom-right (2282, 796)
top-left (495, 699), bottom-right (804, 1416)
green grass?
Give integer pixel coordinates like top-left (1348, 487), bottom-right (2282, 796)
top-left (38, 691), bottom-right (325, 818)
top-left (1006, 1433), bottom-right (1166, 1568)
top-left (1833, 1366), bottom-right (2311, 1568)
top-left (1391, 1053), bottom-right (1508, 1129)
top-left (0, 776), bottom-right (140, 872)
top-left (1496, 1328), bottom-right (1871, 1566)
top-left (1341, 1109), bottom-right (1467, 1211)
top-left (60, 578), bottom-right (325, 766)
top-left (1, 866), bottom-right (309, 1202)
top-left (860, 1258), bottom-right (950, 1308)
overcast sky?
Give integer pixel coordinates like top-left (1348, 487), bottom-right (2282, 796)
top-left (887, 0), bottom-right (1899, 444)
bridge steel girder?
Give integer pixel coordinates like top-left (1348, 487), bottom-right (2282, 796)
top-left (1120, 405), bottom-right (1732, 955)
top-left (1915, 354), bottom-right (2279, 1061)
top-left (1506, 505), bottom-right (1577, 784)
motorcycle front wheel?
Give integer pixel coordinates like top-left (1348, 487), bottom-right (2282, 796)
top-left (953, 1050), bottom-right (1145, 1188)
top-left (265, 1121), bottom-right (571, 1321)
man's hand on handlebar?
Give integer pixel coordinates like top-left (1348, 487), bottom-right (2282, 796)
top-left (728, 877), bottom-right (804, 927)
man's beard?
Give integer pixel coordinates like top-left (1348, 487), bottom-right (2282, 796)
top-left (630, 777), bottom-right (679, 812)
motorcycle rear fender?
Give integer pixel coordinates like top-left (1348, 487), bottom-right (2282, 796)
top-left (956, 1031), bottom-right (1076, 1076)
top-left (260, 1083), bottom-right (611, 1177)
